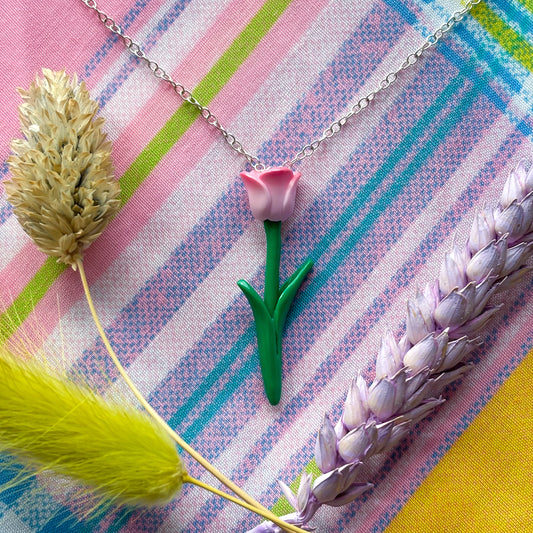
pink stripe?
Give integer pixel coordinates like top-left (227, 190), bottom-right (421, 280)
top-left (11, 0), bottom-right (333, 351)
top-left (81, 0), bottom-right (174, 91)
top-left (0, 0), bottom-right (173, 177)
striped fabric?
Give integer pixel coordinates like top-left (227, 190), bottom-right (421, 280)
top-left (0, 0), bottom-right (531, 532)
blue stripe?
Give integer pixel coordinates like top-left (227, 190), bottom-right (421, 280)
top-left (167, 61), bottom-right (489, 445)
top-left (83, 0), bottom-right (157, 78)
top-left (96, 0), bottom-right (192, 108)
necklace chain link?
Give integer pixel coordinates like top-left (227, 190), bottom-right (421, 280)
top-left (81, 0), bottom-right (480, 170)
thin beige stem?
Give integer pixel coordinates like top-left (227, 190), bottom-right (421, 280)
top-left (76, 260), bottom-right (305, 533)
top-left (184, 475), bottom-right (305, 533)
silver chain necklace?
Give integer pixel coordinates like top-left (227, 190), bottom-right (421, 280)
top-left (80, 0), bottom-right (480, 404)
top-left (82, 0), bottom-right (480, 171)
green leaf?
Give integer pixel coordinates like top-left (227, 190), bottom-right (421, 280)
top-left (274, 258), bottom-right (314, 333)
top-left (237, 279), bottom-right (282, 405)
top-left (279, 258), bottom-right (314, 295)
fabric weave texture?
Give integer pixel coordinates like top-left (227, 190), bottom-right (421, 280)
top-left (0, 0), bottom-right (531, 532)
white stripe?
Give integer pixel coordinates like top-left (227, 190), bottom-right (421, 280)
top-left (0, 508), bottom-right (33, 533)
top-left (0, 216), bottom-right (30, 271)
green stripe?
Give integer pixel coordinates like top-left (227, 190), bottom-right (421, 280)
top-left (472, 1), bottom-right (533, 72)
top-left (0, 0), bottom-right (294, 344)
top-left (516, 0), bottom-right (533, 14)
top-left (0, 258), bottom-right (66, 344)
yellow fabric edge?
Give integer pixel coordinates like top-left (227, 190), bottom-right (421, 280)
top-left (385, 348), bottom-right (533, 532)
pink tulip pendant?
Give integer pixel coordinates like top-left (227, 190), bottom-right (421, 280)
top-left (238, 167), bottom-right (313, 405)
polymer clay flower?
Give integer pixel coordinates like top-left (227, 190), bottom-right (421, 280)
top-left (238, 166), bottom-right (312, 405)
top-left (240, 167), bottom-right (301, 221)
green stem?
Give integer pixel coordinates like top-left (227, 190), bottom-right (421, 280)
top-left (264, 220), bottom-right (281, 315)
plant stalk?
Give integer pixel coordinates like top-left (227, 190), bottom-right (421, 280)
top-left (76, 260), bottom-right (306, 533)
top-left (264, 220), bottom-right (281, 315)
top-left (184, 475), bottom-right (303, 533)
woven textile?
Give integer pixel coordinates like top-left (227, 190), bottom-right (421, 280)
top-left (0, 0), bottom-right (531, 531)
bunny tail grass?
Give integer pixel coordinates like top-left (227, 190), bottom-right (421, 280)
top-left (0, 349), bottom-right (184, 508)
top-left (76, 260), bottom-right (308, 533)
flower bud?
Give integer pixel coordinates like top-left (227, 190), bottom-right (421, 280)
top-left (432, 363), bottom-right (474, 395)
top-left (437, 336), bottom-right (479, 372)
top-left (494, 201), bottom-right (525, 240)
top-left (402, 397), bottom-right (445, 425)
top-left (240, 167), bottom-right (300, 221)
top-left (468, 209), bottom-right (495, 255)
top-left (334, 418), bottom-right (347, 440)
top-left (519, 192), bottom-right (533, 234)
top-left (384, 420), bottom-right (412, 451)
top-left (405, 368), bottom-right (430, 398)
top-left (466, 237), bottom-right (507, 282)
top-left (424, 281), bottom-right (441, 312)
top-left (312, 462), bottom-right (363, 505)
top-left (439, 249), bottom-right (467, 294)
top-left (501, 242), bottom-right (533, 277)
top-left (453, 305), bottom-right (501, 337)
top-left (278, 480), bottom-right (298, 511)
top-left (375, 330), bottom-right (403, 379)
top-left (367, 371), bottom-right (406, 420)
top-left (500, 163), bottom-right (527, 207)
top-left (338, 422), bottom-right (377, 463)
top-left (297, 472), bottom-right (312, 512)
top-left (343, 375), bottom-right (369, 430)
top-left (406, 290), bottom-right (434, 344)
top-left (403, 335), bottom-right (440, 373)
top-left (524, 160), bottom-right (533, 190)
top-left (434, 289), bottom-right (468, 329)
top-left (471, 277), bottom-right (497, 316)
top-left (498, 266), bottom-right (533, 291)
top-left (315, 415), bottom-right (338, 473)
top-left (312, 470), bottom-right (343, 504)
top-left (325, 482), bottom-right (372, 507)
top-left (374, 419), bottom-right (395, 453)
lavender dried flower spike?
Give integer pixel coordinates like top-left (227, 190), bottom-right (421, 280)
top-left (250, 158), bottom-right (533, 532)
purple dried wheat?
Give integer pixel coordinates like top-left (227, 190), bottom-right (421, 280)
top-left (248, 158), bottom-right (533, 532)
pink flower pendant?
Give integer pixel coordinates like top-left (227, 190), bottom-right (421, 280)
top-left (238, 167), bottom-right (313, 405)
top-left (240, 167), bottom-right (301, 221)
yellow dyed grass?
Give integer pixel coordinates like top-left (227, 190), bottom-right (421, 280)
top-left (0, 348), bottom-right (184, 511)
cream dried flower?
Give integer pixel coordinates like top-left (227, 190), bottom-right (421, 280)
top-left (5, 69), bottom-right (120, 268)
